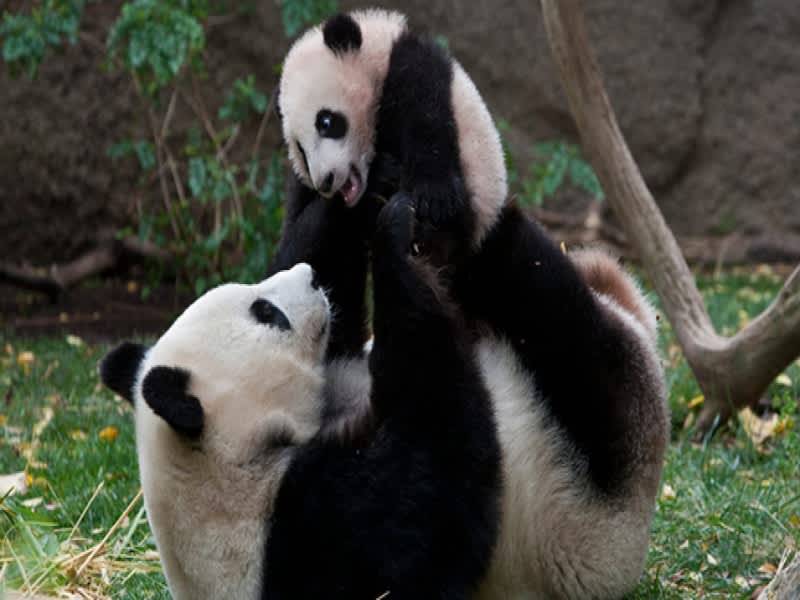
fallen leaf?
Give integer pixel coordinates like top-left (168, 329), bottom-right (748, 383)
top-left (69, 429), bottom-right (88, 441)
top-left (707, 553), bottom-right (719, 566)
top-left (16, 351), bottom-right (35, 375)
top-left (661, 483), bottom-right (676, 501)
top-left (758, 562), bottom-right (778, 574)
top-left (739, 407), bottom-right (779, 446)
top-left (789, 515), bottom-right (800, 528)
top-left (688, 395), bottom-right (705, 409)
top-left (66, 334), bottom-right (84, 347)
top-left (0, 471), bottom-right (28, 495)
top-left (32, 407), bottom-right (54, 439)
top-left (99, 426), bottom-right (119, 442)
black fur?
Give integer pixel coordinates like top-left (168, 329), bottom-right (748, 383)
top-left (267, 171), bottom-right (376, 360)
top-left (279, 24), bottom-right (475, 298)
top-left (99, 342), bottom-right (146, 404)
top-left (141, 366), bottom-right (204, 438)
top-left (261, 195), bottom-right (501, 599)
top-left (322, 14), bottom-right (362, 54)
top-left (453, 204), bottom-right (652, 494)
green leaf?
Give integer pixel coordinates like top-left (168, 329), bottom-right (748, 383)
top-left (133, 141), bottom-right (156, 172)
top-left (188, 157), bottom-right (207, 197)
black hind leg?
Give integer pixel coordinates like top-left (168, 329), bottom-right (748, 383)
top-left (453, 204), bottom-right (638, 493)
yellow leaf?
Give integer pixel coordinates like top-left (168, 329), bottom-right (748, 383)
top-left (775, 374), bottom-right (792, 387)
top-left (127, 280), bottom-right (139, 294)
top-left (99, 426), bottom-right (119, 442)
top-left (789, 515), bottom-right (800, 528)
top-left (739, 407), bottom-right (779, 446)
top-left (661, 483), bottom-right (676, 501)
top-left (69, 429), bottom-right (88, 441)
top-left (65, 334), bottom-right (84, 348)
top-left (16, 351), bottom-right (35, 376)
top-left (0, 415), bottom-right (7, 427)
top-left (688, 395), bottom-right (704, 409)
top-left (758, 562), bottom-right (778, 574)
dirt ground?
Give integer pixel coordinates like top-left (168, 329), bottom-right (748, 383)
top-left (0, 274), bottom-right (188, 341)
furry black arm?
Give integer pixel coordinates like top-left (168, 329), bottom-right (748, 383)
top-left (267, 172), bottom-right (372, 360)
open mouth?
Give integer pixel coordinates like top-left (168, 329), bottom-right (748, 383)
top-left (337, 165), bottom-right (363, 208)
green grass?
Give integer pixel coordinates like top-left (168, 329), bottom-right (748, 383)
top-left (0, 267), bottom-right (798, 599)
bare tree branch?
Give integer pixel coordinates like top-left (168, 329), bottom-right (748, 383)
top-left (0, 235), bottom-right (171, 301)
top-left (540, 0), bottom-right (800, 435)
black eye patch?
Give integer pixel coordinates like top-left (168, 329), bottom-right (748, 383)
top-left (251, 299), bottom-right (292, 332)
top-left (315, 109), bottom-right (348, 139)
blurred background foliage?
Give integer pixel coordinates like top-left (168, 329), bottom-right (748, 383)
top-left (0, 0), bottom-right (599, 297)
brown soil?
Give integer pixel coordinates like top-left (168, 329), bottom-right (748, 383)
top-left (0, 274), bottom-right (189, 341)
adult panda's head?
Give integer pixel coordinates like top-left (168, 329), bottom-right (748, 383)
top-left (99, 263), bottom-right (330, 598)
top-left (278, 10), bottom-right (407, 207)
top-left (100, 262), bottom-right (329, 469)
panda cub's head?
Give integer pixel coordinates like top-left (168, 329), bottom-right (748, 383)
top-left (278, 10), bottom-right (407, 207)
top-left (101, 263), bottom-right (329, 470)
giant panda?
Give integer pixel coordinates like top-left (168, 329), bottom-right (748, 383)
top-left (269, 40), bottom-right (670, 595)
top-left (277, 9), bottom-right (508, 265)
top-left (269, 190), bottom-right (670, 598)
top-left (100, 197), bottom-right (502, 600)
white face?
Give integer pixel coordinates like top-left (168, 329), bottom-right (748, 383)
top-left (279, 33), bottom-right (378, 207)
top-left (144, 263), bottom-right (330, 462)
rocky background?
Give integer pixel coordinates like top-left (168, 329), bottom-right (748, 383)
top-left (2, 0), bottom-right (799, 266)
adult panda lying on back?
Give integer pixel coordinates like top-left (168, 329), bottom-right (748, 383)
top-left (270, 12), bottom-right (669, 600)
top-left (100, 197), bottom-right (502, 599)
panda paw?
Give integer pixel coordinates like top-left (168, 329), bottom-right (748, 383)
top-left (374, 192), bottom-right (417, 259)
top-left (412, 175), bottom-right (468, 228)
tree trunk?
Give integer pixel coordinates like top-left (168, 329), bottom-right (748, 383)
top-left (539, 0), bottom-right (800, 435)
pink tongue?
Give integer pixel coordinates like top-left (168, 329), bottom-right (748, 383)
top-left (341, 176), bottom-right (360, 207)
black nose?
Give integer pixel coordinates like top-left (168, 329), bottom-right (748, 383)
top-left (319, 172), bottom-right (334, 194)
top-left (310, 268), bottom-right (321, 290)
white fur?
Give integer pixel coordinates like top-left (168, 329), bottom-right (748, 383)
top-left (280, 10), bottom-right (406, 198)
top-left (279, 10), bottom-right (507, 241)
top-left (474, 337), bottom-right (666, 599)
top-left (450, 60), bottom-right (508, 244)
top-left (134, 263), bottom-right (329, 600)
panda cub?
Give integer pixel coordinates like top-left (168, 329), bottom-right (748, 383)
top-left (100, 198), bottom-right (501, 600)
top-left (278, 9), bottom-right (507, 256)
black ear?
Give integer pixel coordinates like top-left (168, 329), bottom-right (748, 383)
top-left (323, 14), bottom-right (362, 54)
top-left (100, 342), bottom-right (147, 404)
top-left (142, 366), bottom-right (204, 437)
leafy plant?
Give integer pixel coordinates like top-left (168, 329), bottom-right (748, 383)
top-left (498, 120), bottom-right (603, 206)
top-left (0, 0), bottom-right (85, 77)
top-left (521, 140), bottom-right (604, 206)
top-left (108, 0), bottom-right (206, 97)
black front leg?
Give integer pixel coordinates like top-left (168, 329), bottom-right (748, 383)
top-left (267, 172), bottom-right (371, 360)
